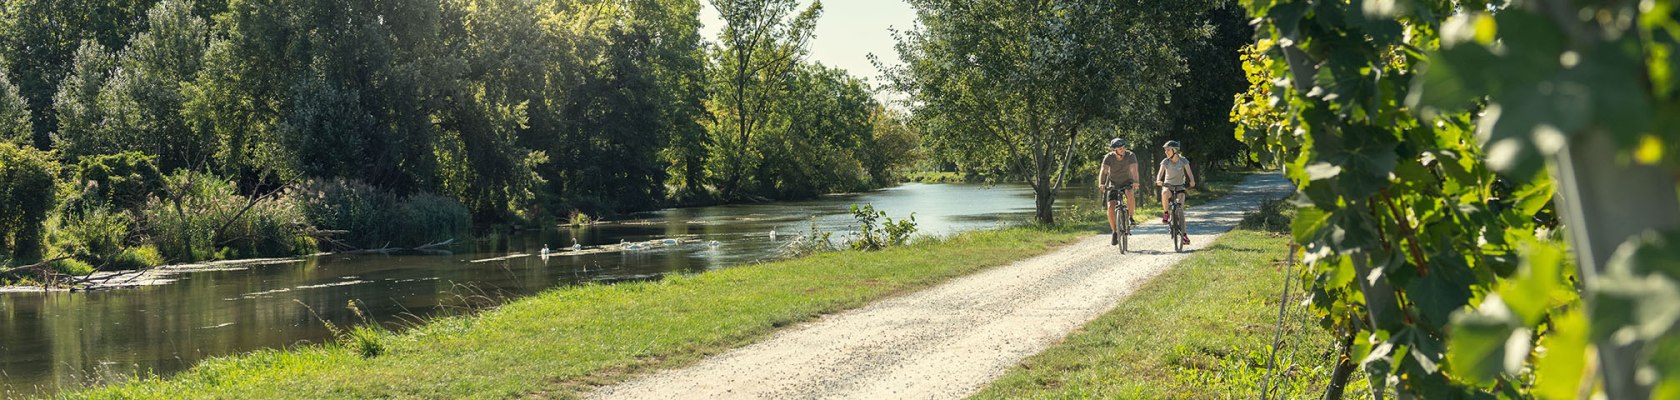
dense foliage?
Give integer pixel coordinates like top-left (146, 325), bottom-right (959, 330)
top-left (1, 0), bottom-right (916, 277)
top-left (889, 0), bottom-right (1252, 224)
top-left (1236, 0), bottom-right (1680, 397)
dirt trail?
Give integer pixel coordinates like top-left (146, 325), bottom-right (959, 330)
top-left (587, 174), bottom-right (1294, 399)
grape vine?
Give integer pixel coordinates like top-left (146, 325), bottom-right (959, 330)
top-left (1234, 0), bottom-right (1680, 398)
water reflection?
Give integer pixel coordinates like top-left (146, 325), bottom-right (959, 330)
top-left (0, 183), bottom-right (1088, 396)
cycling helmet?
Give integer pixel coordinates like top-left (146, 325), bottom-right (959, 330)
top-left (1109, 138), bottom-right (1128, 148)
top-left (1163, 140), bottom-right (1181, 149)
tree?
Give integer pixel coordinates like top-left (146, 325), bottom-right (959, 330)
top-left (1161, 2), bottom-right (1250, 173)
top-left (754, 63), bottom-right (876, 197)
top-left (104, 0), bottom-right (213, 172)
top-left (0, 0), bottom-right (159, 149)
top-left (706, 0), bottom-right (822, 198)
top-left (0, 142), bottom-right (60, 263)
top-left (621, 0), bottom-right (711, 195)
top-left (52, 41), bottom-right (119, 158)
top-left (0, 65), bottom-right (31, 145)
top-left (861, 106), bottom-right (918, 187)
top-left (890, 0), bottom-right (1218, 224)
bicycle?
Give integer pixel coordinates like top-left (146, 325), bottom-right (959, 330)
top-left (1105, 185), bottom-right (1134, 254)
top-left (1166, 184), bottom-right (1189, 253)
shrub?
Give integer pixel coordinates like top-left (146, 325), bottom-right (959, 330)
top-left (848, 204), bottom-right (918, 251)
top-left (295, 178), bottom-right (391, 249)
top-left (295, 179), bottom-right (467, 250)
top-left (110, 245), bottom-right (165, 269)
top-left (142, 171), bottom-right (316, 262)
top-left (68, 152), bottom-right (163, 211)
top-left (51, 206), bottom-right (135, 266)
top-left (49, 258), bottom-right (95, 276)
top-left (1237, 198), bottom-right (1294, 234)
top-left (0, 142), bottom-right (60, 264)
top-left (385, 194), bottom-right (470, 248)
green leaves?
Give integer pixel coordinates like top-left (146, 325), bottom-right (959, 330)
top-left (1447, 294), bottom-right (1531, 387)
top-left (0, 68), bottom-right (30, 145)
top-left (1592, 230), bottom-right (1680, 344)
top-left (1411, 7), bottom-right (1658, 181)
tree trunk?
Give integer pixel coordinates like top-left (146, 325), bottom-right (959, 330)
top-left (1324, 325), bottom-right (1358, 400)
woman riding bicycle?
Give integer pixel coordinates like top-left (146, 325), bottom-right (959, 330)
top-left (1098, 138), bottom-right (1140, 239)
top-left (1156, 141), bottom-right (1196, 246)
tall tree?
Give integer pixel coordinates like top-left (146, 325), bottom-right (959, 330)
top-left (890, 0), bottom-right (1218, 224)
top-left (0, 64), bottom-right (31, 145)
top-left (52, 41), bottom-right (119, 158)
top-left (624, 0), bottom-right (710, 195)
top-left (1161, 2), bottom-right (1251, 173)
top-left (105, 0), bottom-right (213, 171)
top-left (706, 0), bottom-right (822, 198)
top-left (0, 0), bottom-right (158, 149)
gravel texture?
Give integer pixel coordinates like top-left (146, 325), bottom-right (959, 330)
top-left (587, 174), bottom-right (1293, 400)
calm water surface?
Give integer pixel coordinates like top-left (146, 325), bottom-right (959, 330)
top-left (0, 183), bottom-right (1089, 396)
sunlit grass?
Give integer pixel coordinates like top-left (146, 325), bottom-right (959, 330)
top-left (972, 223), bottom-right (1372, 398)
top-left (68, 227), bottom-right (1085, 399)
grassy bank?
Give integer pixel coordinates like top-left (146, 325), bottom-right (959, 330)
top-left (69, 228), bottom-right (1086, 399)
top-left (972, 201), bottom-right (1373, 399)
top-left (63, 170), bottom-right (1276, 399)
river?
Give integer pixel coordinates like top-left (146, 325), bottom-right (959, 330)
top-left (0, 182), bottom-right (1089, 396)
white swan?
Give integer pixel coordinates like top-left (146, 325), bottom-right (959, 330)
top-left (571, 238), bottom-right (582, 252)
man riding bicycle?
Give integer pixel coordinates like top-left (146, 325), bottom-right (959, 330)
top-left (1098, 138), bottom-right (1140, 240)
top-left (1156, 141), bottom-right (1196, 246)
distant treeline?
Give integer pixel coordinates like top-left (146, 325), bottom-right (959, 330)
top-left (0, 0), bottom-right (915, 276)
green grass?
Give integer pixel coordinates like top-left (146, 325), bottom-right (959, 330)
top-left (971, 204), bottom-right (1374, 399)
top-left (68, 228), bottom-right (1087, 399)
top-left (65, 170), bottom-right (1287, 399)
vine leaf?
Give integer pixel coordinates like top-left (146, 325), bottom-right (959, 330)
top-left (1446, 293), bottom-right (1531, 386)
top-left (1593, 230), bottom-right (1680, 343)
top-left (1532, 308), bottom-right (1590, 400)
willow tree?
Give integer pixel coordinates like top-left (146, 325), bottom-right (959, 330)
top-left (889, 0), bottom-right (1220, 224)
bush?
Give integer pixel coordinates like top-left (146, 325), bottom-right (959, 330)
top-left (295, 178), bottom-right (391, 249)
top-left (110, 245), bottom-right (165, 269)
top-left (68, 152), bottom-right (163, 211)
top-left (49, 258), bottom-right (95, 276)
top-left (848, 204), bottom-right (918, 251)
top-left (385, 194), bottom-right (470, 248)
top-left (296, 179), bottom-right (469, 250)
top-left (1237, 198), bottom-right (1294, 234)
top-left (142, 171), bottom-right (316, 262)
top-left (51, 206), bottom-right (133, 265)
top-left (0, 142), bottom-right (60, 264)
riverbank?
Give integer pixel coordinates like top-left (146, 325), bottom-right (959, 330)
top-left (62, 228), bottom-right (1086, 398)
top-left (583, 174), bottom-right (1293, 399)
top-left (52, 172), bottom-right (1269, 399)
top-left (971, 201), bottom-right (1377, 398)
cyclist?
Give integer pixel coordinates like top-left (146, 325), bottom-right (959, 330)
top-left (1098, 138), bottom-right (1140, 241)
top-left (1156, 141), bottom-right (1196, 246)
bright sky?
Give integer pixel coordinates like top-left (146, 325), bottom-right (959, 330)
top-left (699, 0), bottom-right (918, 92)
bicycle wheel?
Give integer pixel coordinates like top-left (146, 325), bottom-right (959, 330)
top-left (1172, 204), bottom-right (1185, 253)
top-left (1119, 207), bottom-right (1130, 254)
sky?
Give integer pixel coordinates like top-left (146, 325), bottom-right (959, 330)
top-left (699, 0), bottom-right (918, 93)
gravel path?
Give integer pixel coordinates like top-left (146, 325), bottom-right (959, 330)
top-left (587, 174), bottom-right (1293, 400)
